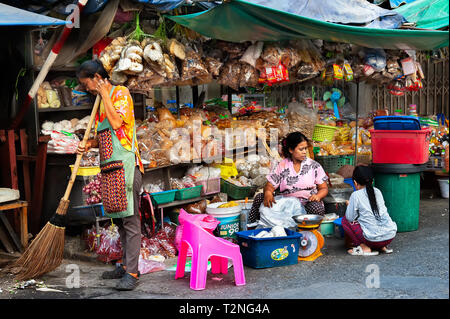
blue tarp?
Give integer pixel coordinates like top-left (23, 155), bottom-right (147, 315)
top-left (390, 0), bottom-right (419, 8)
top-left (0, 3), bottom-right (69, 26)
top-left (242, 0), bottom-right (406, 29)
top-left (135, 0), bottom-right (219, 11)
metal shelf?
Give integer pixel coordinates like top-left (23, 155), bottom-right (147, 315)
top-left (38, 104), bottom-right (92, 112)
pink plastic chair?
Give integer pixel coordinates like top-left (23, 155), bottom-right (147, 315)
top-left (175, 218), bottom-right (246, 290)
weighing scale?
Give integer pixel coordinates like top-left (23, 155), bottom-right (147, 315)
top-left (292, 214), bottom-right (325, 261)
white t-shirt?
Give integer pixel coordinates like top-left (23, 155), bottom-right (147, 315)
top-left (345, 187), bottom-right (397, 242)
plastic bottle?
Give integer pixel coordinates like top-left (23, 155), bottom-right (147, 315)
top-left (167, 99), bottom-right (178, 114)
top-left (408, 104), bottom-right (418, 117)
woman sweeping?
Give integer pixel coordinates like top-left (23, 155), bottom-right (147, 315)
top-left (343, 166), bottom-right (397, 256)
top-left (249, 132), bottom-right (329, 223)
top-left (76, 60), bottom-right (144, 291)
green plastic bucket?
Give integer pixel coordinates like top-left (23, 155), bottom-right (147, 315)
top-left (212, 213), bottom-right (241, 239)
top-left (374, 172), bottom-right (421, 232)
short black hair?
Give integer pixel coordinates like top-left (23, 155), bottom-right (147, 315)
top-left (76, 59), bottom-right (108, 80)
top-left (281, 131), bottom-right (309, 159)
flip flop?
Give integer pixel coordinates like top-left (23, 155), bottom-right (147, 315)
top-left (381, 247), bottom-right (393, 254)
top-left (348, 246), bottom-right (379, 256)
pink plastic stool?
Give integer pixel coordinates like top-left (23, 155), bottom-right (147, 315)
top-left (175, 218), bottom-right (246, 290)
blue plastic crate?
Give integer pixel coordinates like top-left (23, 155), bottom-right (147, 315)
top-left (235, 228), bottom-right (302, 269)
top-left (373, 116), bottom-right (421, 130)
top-left (344, 178), bottom-right (356, 191)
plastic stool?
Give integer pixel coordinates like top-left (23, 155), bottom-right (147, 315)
top-left (175, 218), bottom-right (246, 290)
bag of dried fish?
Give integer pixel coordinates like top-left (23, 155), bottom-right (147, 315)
top-left (180, 46), bottom-right (209, 81)
top-left (260, 43), bottom-right (283, 67)
top-left (217, 60), bottom-right (241, 91)
top-left (142, 38), bottom-right (164, 65)
top-left (239, 63), bottom-right (259, 88)
top-left (204, 57), bottom-right (223, 78)
top-left (216, 40), bottom-right (250, 59)
top-left (167, 38), bottom-right (186, 60)
top-left (99, 37), bottom-right (127, 73)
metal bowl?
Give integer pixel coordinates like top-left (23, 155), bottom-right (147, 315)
top-left (292, 214), bottom-right (324, 227)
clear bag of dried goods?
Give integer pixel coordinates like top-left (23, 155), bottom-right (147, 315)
top-left (217, 60), bottom-right (241, 91)
top-left (180, 46), bottom-right (209, 81)
top-left (96, 224), bottom-right (123, 263)
top-left (138, 254), bottom-right (166, 274)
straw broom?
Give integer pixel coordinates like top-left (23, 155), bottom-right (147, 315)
top-left (11, 95), bottom-right (101, 281)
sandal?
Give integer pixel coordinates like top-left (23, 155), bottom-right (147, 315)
top-left (381, 247), bottom-right (393, 254)
top-left (348, 246), bottom-right (379, 256)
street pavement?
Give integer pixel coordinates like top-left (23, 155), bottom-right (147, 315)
top-left (0, 198), bottom-right (448, 300)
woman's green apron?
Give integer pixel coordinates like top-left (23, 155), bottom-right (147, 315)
top-left (97, 86), bottom-right (136, 218)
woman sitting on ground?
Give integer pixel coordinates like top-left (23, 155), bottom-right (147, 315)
top-left (343, 165), bottom-right (397, 256)
top-left (248, 132), bottom-right (329, 222)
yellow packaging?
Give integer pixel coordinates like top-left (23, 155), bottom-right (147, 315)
top-left (333, 64), bottom-right (344, 80)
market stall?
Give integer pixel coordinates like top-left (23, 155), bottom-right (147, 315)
top-left (15, 0), bottom-right (449, 273)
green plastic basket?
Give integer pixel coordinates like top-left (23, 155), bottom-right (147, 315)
top-left (312, 124), bottom-right (339, 142)
top-left (150, 190), bottom-right (177, 205)
top-left (221, 179), bottom-right (256, 200)
top-left (315, 155), bottom-right (355, 173)
top-left (175, 185), bottom-right (203, 201)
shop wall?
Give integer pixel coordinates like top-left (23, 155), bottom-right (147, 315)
top-left (371, 49), bottom-right (449, 117)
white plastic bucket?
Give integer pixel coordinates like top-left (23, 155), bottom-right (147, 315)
top-left (437, 179), bottom-right (449, 199)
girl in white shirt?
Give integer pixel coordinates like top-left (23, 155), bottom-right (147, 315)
top-left (343, 166), bottom-right (397, 256)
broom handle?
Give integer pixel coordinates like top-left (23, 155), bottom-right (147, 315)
top-left (62, 95), bottom-right (101, 201)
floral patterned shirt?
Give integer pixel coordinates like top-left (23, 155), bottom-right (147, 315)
top-left (95, 85), bottom-right (144, 174)
top-left (266, 157), bottom-right (328, 204)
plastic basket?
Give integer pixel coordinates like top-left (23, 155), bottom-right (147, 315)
top-left (194, 177), bottom-right (221, 196)
top-left (175, 185), bottom-right (203, 201)
top-left (312, 124), bottom-right (339, 142)
top-left (150, 190), bottom-right (177, 205)
top-left (373, 116), bottom-right (421, 130)
top-left (236, 228), bottom-right (302, 269)
top-left (70, 165), bottom-right (100, 176)
top-left (220, 179), bottom-right (256, 200)
top-left (315, 155), bottom-right (355, 173)
top-left (370, 128), bottom-right (431, 164)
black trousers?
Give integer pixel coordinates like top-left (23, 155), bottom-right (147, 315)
top-left (114, 166), bottom-right (142, 274)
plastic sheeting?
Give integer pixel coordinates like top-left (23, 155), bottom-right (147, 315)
top-left (167, 0), bottom-right (449, 50)
top-left (394, 0), bottom-right (449, 29)
top-left (34, 0), bottom-right (120, 69)
top-left (245, 0), bottom-right (405, 29)
top-left (135, 0), bottom-right (218, 11)
top-left (0, 3), bottom-right (69, 26)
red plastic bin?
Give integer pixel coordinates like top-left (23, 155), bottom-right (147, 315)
top-left (369, 128), bottom-right (431, 164)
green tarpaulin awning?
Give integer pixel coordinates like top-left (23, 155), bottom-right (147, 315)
top-left (167, 0), bottom-right (449, 50)
top-left (394, 0), bottom-right (449, 30)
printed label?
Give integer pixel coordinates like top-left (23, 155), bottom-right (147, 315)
top-left (271, 247), bottom-right (289, 261)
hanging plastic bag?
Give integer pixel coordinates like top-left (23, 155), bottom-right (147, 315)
top-left (96, 223), bottom-right (123, 263)
top-left (257, 196), bottom-right (305, 229)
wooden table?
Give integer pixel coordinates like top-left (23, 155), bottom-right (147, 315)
top-left (0, 200), bottom-right (28, 251)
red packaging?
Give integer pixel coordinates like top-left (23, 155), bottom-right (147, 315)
top-left (259, 61), bottom-right (289, 86)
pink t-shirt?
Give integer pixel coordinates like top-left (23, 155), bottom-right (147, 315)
top-left (266, 157), bottom-right (328, 204)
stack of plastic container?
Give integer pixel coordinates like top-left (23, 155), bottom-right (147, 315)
top-left (370, 116), bottom-right (431, 232)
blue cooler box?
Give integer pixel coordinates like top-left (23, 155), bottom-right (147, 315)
top-left (235, 228), bottom-right (302, 269)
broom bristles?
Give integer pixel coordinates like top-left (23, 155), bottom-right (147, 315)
top-left (11, 221), bottom-right (65, 281)
top-left (10, 199), bottom-right (70, 281)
